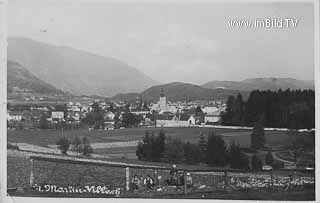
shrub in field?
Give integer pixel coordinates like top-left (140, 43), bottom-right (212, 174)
top-left (82, 136), bottom-right (93, 156)
top-left (265, 151), bottom-right (274, 165)
top-left (251, 154), bottom-right (262, 171)
top-left (56, 136), bottom-right (70, 154)
top-left (39, 115), bottom-right (50, 129)
top-left (7, 143), bottom-right (19, 150)
top-left (71, 136), bottom-right (82, 155)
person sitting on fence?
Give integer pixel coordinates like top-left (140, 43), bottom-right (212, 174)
top-left (143, 175), bottom-right (154, 189)
top-left (130, 175), bottom-right (140, 191)
top-left (185, 172), bottom-right (193, 188)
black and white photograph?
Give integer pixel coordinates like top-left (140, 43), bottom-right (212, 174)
top-left (1, 0), bottom-right (319, 201)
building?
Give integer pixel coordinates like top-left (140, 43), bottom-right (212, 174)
top-left (51, 111), bottom-right (64, 122)
top-left (104, 111), bottom-right (115, 120)
top-left (155, 113), bottom-right (197, 127)
top-left (202, 106), bottom-right (224, 124)
top-left (150, 88), bottom-right (177, 114)
top-left (7, 112), bottom-right (22, 121)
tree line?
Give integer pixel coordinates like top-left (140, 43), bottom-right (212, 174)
top-left (136, 130), bottom-right (261, 170)
top-left (221, 89), bottom-right (314, 129)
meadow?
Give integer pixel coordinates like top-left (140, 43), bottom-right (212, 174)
top-left (8, 127), bottom-right (291, 148)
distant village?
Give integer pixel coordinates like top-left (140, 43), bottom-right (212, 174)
top-left (7, 88), bottom-right (226, 130)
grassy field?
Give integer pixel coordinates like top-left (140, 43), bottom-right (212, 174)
top-left (7, 127), bottom-right (297, 161)
top-left (8, 127), bottom-right (291, 147)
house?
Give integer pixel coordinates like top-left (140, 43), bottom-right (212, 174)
top-left (203, 106), bottom-right (224, 124)
top-left (104, 111), bottom-right (115, 120)
top-left (155, 113), bottom-right (197, 127)
top-left (187, 115), bottom-right (196, 125)
top-left (51, 111), bottom-right (64, 122)
top-left (104, 119), bottom-right (115, 130)
top-left (7, 112), bottom-right (22, 121)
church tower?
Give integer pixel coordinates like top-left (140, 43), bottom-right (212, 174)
top-left (159, 88), bottom-right (167, 112)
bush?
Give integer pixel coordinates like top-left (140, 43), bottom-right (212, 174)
top-left (7, 143), bottom-right (19, 150)
top-left (82, 136), bottom-right (93, 156)
top-left (39, 115), bottom-right (50, 129)
top-left (251, 154), bottom-right (262, 171)
top-left (71, 136), bottom-right (82, 155)
top-left (265, 151), bottom-right (274, 165)
top-left (56, 137), bottom-right (70, 154)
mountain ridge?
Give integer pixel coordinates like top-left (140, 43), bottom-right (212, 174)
top-left (7, 60), bottom-right (65, 95)
top-left (8, 37), bottom-right (157, 97)
top-left (111, 82), bottom-right (250, 102)
top-left (202, 77), bottom-right (314, 91)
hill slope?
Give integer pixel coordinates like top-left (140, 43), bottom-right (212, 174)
top-left (202, 77), bottom-right (314, 91)
top-left (7, 60), bottom-right (64, 95)
top-left (112, 82), bottom-right (249, 102)
top-left (8, 38), bottom-right (156, 96)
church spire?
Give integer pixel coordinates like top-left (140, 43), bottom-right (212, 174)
top-left (160, 88), bottom-right (165, 97)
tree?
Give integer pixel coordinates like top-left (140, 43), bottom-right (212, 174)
top-left (195, 106), bottom-right (204, 116)
top-left (39, 115), bottom-right (49, 129)
top-left (251, 154), bottom-right (262, 171)
top-left (56, 137), bottom-right (70, 154)
top-left (265, 151), bottom-right (274, 165)
top-left (221, 96), bottom-right (235, 126)
top-left (206, 132), bottom-right (228, 167)
top-left (183, 142), bottom-right (201, 164)
top-left (136, 131), bottom-right (158, 161)
top-left (232, 94), bottom-right (244, 125)
top-left (198, 132), bottom-right (207, 163)
top-left (251, 118), bottom-right (265, 149)
top-left (82, 136), bottom-right (93, 156)
top-left (151, 129), bottom-right (166, 161)
top-left (82, 102), bottom-right (104, 129)
top-left (229, 142), bottom-right (249, 170)
top-left (162, 137), bottom-right (185, 163)
top-left (71, 136), bottom-right (82, 156)
top-left (122, 112), bottom-right (142, 128)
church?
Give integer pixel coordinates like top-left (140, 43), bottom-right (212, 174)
top-left (150, 88), bottom-right (177, 114)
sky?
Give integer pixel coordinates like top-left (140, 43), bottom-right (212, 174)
top-left (8, 0), bottom-right (315, 84)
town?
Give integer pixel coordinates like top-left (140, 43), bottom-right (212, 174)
top-left (7, 88), bottom-right (226, 131)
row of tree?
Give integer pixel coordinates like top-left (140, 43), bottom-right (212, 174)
top-left (136, 130), bottom-right (268, 170)
top-left (56, 136), bottom-right (93, 156)
top-left (221, 89), bottom-right (315, 129)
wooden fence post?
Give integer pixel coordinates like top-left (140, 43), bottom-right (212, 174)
top-left (224, 171), bottom-right (228, 191)
top-left (125, 167), bottom-right (130, 191)
top-left (184, 171), bottom-right (187, 195)
top-left (29, 158), bottom-right (34, 187)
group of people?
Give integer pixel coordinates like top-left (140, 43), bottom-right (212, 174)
top-left (130, 174), bottom-right (156, 191)
top-left (130, 164), bottom-right (193, 191)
